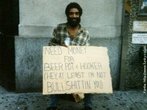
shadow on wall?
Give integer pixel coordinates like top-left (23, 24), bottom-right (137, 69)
top-left (0, 33), bottom-right (15, 91)
top-left (0, 0), bottom-right (19, 91)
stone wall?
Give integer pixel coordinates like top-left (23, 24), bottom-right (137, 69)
top-left (120, 0), bottom-right (145, 90)
top-left (19, 0), bottom-right (122, 38)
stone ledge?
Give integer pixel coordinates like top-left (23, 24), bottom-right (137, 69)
top-left (15, 37), bottom-right (121, 91)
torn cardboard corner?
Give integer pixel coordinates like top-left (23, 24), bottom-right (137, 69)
top-left (73, 93), bottom-right (84, 103)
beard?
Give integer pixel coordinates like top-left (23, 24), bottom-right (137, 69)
top-left (67, 17), bottom-right (81, 27)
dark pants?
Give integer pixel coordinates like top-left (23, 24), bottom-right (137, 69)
top-left (48, 94), bottom-right (93, 108)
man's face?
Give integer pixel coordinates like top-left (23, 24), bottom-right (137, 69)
top-left (67, 8), bottom-right (80, 27)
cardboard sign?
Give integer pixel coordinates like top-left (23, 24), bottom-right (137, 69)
top-left (43, 46), bottom-right (112, 95)
top-left (132, 33), bottom-right (147, 44)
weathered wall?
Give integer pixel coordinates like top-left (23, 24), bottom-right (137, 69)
top-left (120, 1), bottom-right (146, 90)
top-left (16, 0), bottom-right (123, 91)
top-left (19, 0), bottom-right (122, 38)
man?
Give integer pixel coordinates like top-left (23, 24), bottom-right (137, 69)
top-left (47, 2), bottom-right (92, 110)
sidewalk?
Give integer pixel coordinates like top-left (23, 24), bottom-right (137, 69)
top-left (0, 86), bottom-right (147, 110)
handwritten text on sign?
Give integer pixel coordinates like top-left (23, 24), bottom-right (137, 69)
top-left (43, 46), bottom-right (112, 95)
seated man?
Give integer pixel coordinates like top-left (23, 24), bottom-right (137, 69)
top-left (47, 2), bottom-right (93, 110)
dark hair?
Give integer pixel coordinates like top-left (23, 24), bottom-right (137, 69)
top-left (65, 2), bottom-right (82, 17)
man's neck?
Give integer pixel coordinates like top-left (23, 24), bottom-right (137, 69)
top-left (67, 25), bottom-right (80, 38)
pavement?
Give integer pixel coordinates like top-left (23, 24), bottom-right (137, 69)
top-left (0, 86), bottom-right (147, 110)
